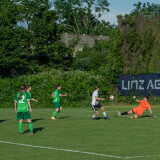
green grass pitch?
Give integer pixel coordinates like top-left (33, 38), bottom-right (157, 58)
top-left (0, 105), bottom-right (160, 160)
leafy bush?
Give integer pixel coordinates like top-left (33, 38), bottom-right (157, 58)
top-left (0, 69), bottom-right (110, 108)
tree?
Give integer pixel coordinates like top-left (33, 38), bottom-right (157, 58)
top-left (116, 2), bottom-right (160, 75)
top-left (0, 0), bottom-right (73, 77)
top-left (54, 0), bottom-right (110, 35)
top-left (0, 0), bottom-right (34, 75)
top-left (132, 2), bottom-right (160, 16)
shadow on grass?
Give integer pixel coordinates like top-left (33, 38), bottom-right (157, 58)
top-left (0, 119), bottom-right (8, 123)
top-left (23, 118), bottom-right (44, 124)
top-left (140, 115), bottom-right (152, 118)
top-left (94, 117), bottom-right (111, 120)
top-left (23, 127), bottom-right (44, 134)
top-left (57, 116), bottom-right (70, 119)
top-left (118, 115), bottom-right (152, 118)
top-left (32, 118), bottom-right (44, 123)
top-left (93, 117), bottom-right (103, 120)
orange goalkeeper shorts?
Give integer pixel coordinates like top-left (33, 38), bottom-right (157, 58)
top-left (132, 108), bottom-right (144, 117)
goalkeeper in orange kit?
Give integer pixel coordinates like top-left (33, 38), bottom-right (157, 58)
top-left (117, 96), bottom-right (153, 118)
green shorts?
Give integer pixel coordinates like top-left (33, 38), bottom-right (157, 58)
top-left (17, 112), bottom-right (31, 120)
top-left (53, 102), bottom-right (61, 108)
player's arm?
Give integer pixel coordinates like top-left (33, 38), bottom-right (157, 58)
top-left (14, 101), bottom-right (17, 113)
top-left (148, 104), bottom-right (153, 115)
top-left (95, 96), bottom-right (105, 101)
top-left (59, 90), bottom-right (67, 97)
top-left (60, 94), bottom-right (67, 97)
top-left (31, 98), bottom-right (38, 102)
top-left (14, 94), bottom-right (18, 113)
top-left (149, 109), bottom-right (152, 114)
top-left (27, 100), bottom-right (32, 113)
top-left (133, 96), bottom-right (140, 102)
top-left (52, 93), bottom-right (54, 98)
top-left (136, 98), bottom-right (140, 102)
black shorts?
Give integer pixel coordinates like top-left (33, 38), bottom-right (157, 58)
top-left (92, 103), bottom-right (102, 111)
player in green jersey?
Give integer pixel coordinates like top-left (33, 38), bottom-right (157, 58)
top-left (14, 85), bottom-right (34, 134)
top-left (26, 85), bottom-right (38, 102)
top-left (51, 84), bottom-right (67, 120)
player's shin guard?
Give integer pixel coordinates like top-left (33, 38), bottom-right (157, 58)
top-left (53, 111), bottom-right (58, 118)
top-left (28, 123), bottom-right (33, 133)
top-left (121, 112), bottom-right (128, 115)
top-left (19, 123), bottom-right (23, 133)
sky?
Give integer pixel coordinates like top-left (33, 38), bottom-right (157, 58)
top-left (103, 0), bottom-right (160, 25)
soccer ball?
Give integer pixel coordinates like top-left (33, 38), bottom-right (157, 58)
top-left (109, 95), bottom-right (114, 100)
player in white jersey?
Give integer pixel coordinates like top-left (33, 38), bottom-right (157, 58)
top-left (91, 86), bottom-right (110, 120)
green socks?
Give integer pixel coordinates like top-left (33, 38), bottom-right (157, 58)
top-left (19, 122), bottom-right (33, 133)
top-left (19, 123), bottom-right (23, 133)
top-left (53, 111), bottom-right (58, 118)
top-left (28, 123), bottom-right (33, 133)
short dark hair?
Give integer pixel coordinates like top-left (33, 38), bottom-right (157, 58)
top-left (95, 85), bottom-right (100, 90)
top-left (56, 84), bottom-right (61, 89)
top-left (144, 96), bottom-right (149, 101)
top-left (26, 85), bottom-right (31, 90)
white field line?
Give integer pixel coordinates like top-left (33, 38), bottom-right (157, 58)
top-left (0, 140), bottom-right (122, 159)
top-left (1, 140), bottom-right (160, 159)
top-left (125, 155), bottom-right (160, 159)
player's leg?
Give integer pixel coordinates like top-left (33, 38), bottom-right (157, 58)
top-left (100, 106), bottom-right (110, 119)
top-left (51, 102), bottom-right (61, 120)
top-left (117, 109), bottom-right (133, 116)
top-left (19, 119), bottom-right (23, 134)
top-left (92, 105), bottom-right (98, 120)
top-left (130, 110), bottom-right (143, 118)
top-left (24, 112), bottom-right (33, 134)
top-left (92, 110), bottom-right (99, 120)
top-left (130, 114), bottom-right (139, 118)
top-left (58, 106), bottom-right (63, 113)
top-left (51, 108), bottom-right (60, 120)
top-left (133, 114), bottom-right (139, 118)
top-left (27, 119), bottom-right (33, 134)
top-left (17, 112), bottom-right (23, 134)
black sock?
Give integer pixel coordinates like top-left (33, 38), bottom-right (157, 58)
top-left (121, 111), bottom-right (128, 115)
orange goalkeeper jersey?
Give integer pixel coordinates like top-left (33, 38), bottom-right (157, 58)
top-left (137, 100), bottom-right (151, 112)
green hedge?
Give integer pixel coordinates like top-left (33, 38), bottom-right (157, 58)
top-left (0, 69), bottom-right (110, 108)
top-left (1, 69), bottom-right (160, 108)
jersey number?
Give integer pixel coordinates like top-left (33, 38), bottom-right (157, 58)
top-left (19, 95), bottom-right (25, 103)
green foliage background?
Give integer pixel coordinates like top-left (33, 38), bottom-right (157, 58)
top-left (0, 69), bottom-right (112, 108)
top-left (1, 1), bottom-right (160, 108)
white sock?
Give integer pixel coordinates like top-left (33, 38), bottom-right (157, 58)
top-left (103, 112), bottom-right (106, 117)
top-left (92, 114), bottom-right (95, 118)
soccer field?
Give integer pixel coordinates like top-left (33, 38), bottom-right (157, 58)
top-left (0, 106), bottom-right (160, 160)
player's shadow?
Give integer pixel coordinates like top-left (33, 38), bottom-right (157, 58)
top-left (0, 119), bottom-right (8, 123)
top-left (94, 117), bottom-right (103, 120)
top-left (140, 115), bottom-right (152, 118)
top-left (23, 118), bottom-right (44, 124)
top-left (32, 118), bottom-right (44, 123)
top-left (23, 127), bottom-right (44, 134)
top-left (57, 116), bottom-right (70, 119)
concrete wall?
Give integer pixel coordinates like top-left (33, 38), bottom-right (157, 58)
top-left (61, 33), bottom-right (109, 52)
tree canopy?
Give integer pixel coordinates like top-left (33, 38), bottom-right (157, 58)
top-left (0, 0), bottom-right (73, 76)
top-left (54, 0), bottom-right (110, 35)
